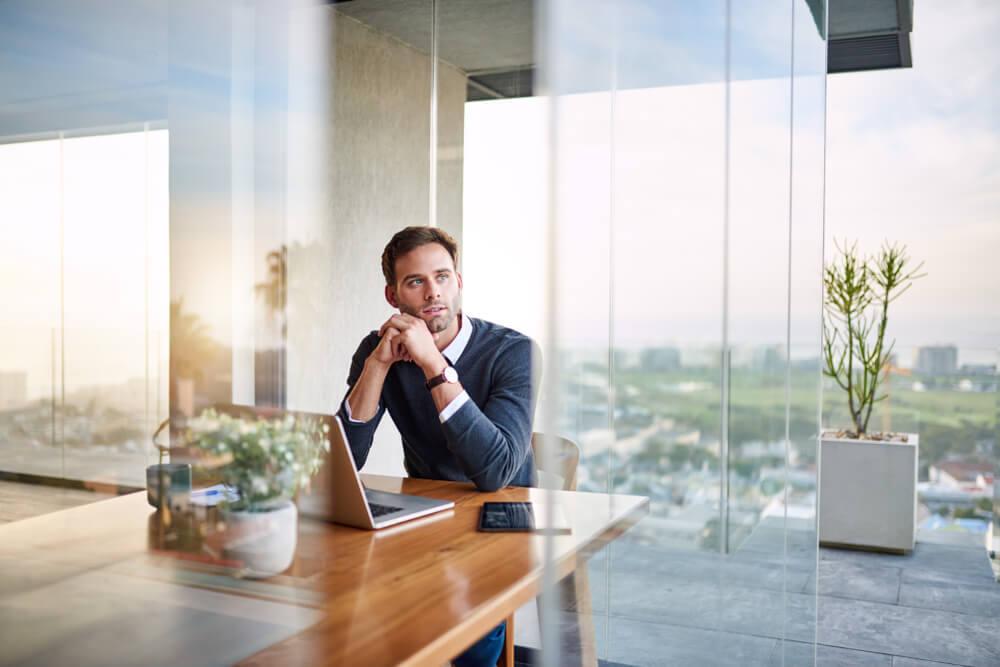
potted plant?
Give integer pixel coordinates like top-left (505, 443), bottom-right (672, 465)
top-left (181, 408), bottom-right (329, 577)
top-left (820, 240), bottom-right (924, 552)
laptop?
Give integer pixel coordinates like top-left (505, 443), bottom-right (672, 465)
top-left (298, 415), bottom-right (454, 529)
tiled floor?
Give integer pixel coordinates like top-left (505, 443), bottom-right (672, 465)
top-left (814, 543), bottom-right (1000, 667)
top-left (514, 519), bottom-right (1000, 666)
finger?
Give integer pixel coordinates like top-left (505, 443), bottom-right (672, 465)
top-left (379, 323), bottom-right (401, 338)
top-left (378, 315), bottom-right (398, 336)
top-left (388, 313), bottom-right (416, 330)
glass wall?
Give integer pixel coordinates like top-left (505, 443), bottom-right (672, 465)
top-left (823, 1), bottom-right (999, 567)
top-left (0, 127), bottom-right (169, 487)
top-left (0, 0), bottom-right (170, 488)
top-left (1, 0), bottom-right (827, 664)
top-left (524, 0), bottom-right (826, 663)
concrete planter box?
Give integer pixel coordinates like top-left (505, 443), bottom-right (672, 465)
top-left (819, 433), bottom-right (919, 553)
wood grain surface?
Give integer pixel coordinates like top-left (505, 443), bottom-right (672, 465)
top-left (0, 475), bottom-right (648, 666)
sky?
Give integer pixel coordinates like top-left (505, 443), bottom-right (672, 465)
top-left (465, 1), bottom-right (1000, 362)
top-left (825, 1), bottom-right (1000, 354)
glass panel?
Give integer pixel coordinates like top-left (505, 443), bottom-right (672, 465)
top-left (0, 128), bottom-right (167, 487)
top-left (608, 0), bottom-right (730, 663)
top-left (780, 0), bottom-right (826, 662)
top-left (0, 138), bottom-right (61, 478)
top-left (62, 131), bottom-right (167, 488)
top-left (0, 0), bottom-right (168, 490)
top-left (541, 0), bottom-right (826, 663)
top-left (534, 1), bottom-right (617, 663)
top-left (0, 1), bottom-right (835, 665)
top-left (283, 0), bottom-right (436, 476)
top-left (726, 0), bottom-right (794, 552)
top-left (823, 5), bottom-right (999, 663)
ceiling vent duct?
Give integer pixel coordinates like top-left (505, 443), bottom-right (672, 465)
top-left (829, 33), bottom-right (912, 73)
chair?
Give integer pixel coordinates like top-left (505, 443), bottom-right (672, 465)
top-left (497, 433), bottom-right (596, 667)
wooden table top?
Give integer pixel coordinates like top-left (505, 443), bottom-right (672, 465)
top-left (0, 475), bottom-right (648, 666)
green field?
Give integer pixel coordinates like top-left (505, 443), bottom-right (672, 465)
top-left (588, 360), bottom-right (995, 479)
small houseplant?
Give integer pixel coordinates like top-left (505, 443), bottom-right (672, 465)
top-left (181, 408), bottom-right (329, 576)
top-left (820, 240), bottom-right (924, 552)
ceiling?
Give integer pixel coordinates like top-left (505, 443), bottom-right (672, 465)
top-left (332, 0), bottom-right (914, 99)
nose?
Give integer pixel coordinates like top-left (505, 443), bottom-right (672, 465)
top-left (424, 281), bottom-right (439, 301)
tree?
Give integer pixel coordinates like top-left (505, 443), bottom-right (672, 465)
top-left (170, 297), bottom-right (219, 381)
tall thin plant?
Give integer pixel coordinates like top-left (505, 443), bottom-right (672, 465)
top-left (823, 240), bottom-right (925, 438)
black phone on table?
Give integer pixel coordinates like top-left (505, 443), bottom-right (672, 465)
top-left (477, 501), bottom-right (535, 532)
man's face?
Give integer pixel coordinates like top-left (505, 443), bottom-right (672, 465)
top-left (386, 242), bottom-right (462, 336)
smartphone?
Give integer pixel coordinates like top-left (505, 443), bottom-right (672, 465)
top-left (477, 501), bottom-right (535, 532)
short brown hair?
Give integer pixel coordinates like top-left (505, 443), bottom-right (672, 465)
top-left (381, 226), bottom-right (459, 287)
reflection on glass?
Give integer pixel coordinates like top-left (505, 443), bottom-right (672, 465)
top-left (147, 407), bottom-right (328, 579)
top-left (0, 130), bottom-right (168, 487)
top-left (535, 0), bottom-right (826, 663)
top-left (0, 0), bottom-right (843, 664)
top-left (0, 138), bottom-right (60, 476)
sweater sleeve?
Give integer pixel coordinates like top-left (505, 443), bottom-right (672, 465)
top-left (439, 337), bottom-right (540, 491)
top-left (336, 333), bottom-right (385, 470)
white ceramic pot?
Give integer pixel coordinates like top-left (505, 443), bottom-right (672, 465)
top-left (219, 499), bottom-right (298, 578)
top-left (819, 433), bottom-right (918, 553)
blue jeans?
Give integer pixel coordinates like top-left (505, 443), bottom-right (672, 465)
top-left (453, 621), bottom-right (505, 667)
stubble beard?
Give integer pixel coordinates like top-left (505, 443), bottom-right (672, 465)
top-left (400, 294), bottom-right (461, 335)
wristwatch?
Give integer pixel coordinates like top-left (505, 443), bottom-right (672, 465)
top-left (426, 365), bottom-right (459, 390)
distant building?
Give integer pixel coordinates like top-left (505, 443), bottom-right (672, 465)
top-left (959, 363), bottom-right (996, 376)
top-left (975, 473), bottom-right (994, 497)
top-left (639, 347), bottom-right (680, 372)
top-left (751, 345), bottom-right (784, 371)
top-left (614, 348), bottom-right (642, 371)
top-left (680, 347), bottom-right (718, 369)
top-left (930, 458), bottom-right (994, 487)
top-left (0, 371), bottom-right (28, 410)
top-left (916, 345), bottom-right (957, 375)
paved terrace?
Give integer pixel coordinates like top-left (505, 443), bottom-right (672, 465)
top-left (514, 518), bottom-right (1000, 666)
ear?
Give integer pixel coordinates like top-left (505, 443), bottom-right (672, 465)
top-left (456, 271), bottom-right (463, 290)
top-left (385, 284), bottom-right (399, 308)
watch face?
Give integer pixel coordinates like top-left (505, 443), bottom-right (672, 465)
top-left (443, 366), bottom-right (459, 383)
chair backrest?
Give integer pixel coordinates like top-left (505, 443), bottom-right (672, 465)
top-left (530, 432), bottom-right (581, 491)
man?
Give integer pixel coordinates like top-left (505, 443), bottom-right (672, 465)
top-left (337, 226), bottom-right (538, 666)
top-left (338, 225), bottom-right (538, 491)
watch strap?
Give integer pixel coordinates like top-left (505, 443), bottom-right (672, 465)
top-left (426, 365), bottom-right (457, 390)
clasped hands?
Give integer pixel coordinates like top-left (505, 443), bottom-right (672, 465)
top-left (372, 313), bottom-right (444, 373)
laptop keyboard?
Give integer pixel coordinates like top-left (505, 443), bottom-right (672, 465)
top-left (369, 502), bottom-right (403, 518)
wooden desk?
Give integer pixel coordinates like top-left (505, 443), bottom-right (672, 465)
top-left (0, 475), bottom-right (647, 666)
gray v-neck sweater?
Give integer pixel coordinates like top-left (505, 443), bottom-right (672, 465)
top-left (337, 317), bottom-right (539, 491)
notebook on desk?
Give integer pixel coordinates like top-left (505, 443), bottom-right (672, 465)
top-left (298, 415), bottom-right (454, 529)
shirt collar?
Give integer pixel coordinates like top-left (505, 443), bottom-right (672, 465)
top-left (441, 314), bottom-right (473, 364)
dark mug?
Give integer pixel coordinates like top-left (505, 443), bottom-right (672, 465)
top-left (146, 463), bottom-right (192, 509)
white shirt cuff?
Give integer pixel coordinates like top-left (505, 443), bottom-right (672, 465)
top-left (439, 390), bottom-right (470, 423)
top-left (343, 398), bottom-right (375, 424)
